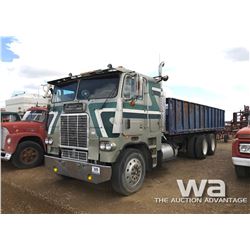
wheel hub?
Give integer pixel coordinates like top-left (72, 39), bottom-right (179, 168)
top-left (21, 147), bottom-right (38, 164)
top-left (124, 158), bottom-right (142, 187)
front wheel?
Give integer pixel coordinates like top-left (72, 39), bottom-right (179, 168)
top-left (11, 141), bottom-right (44, 168)
top-left (235, 165), bottom-right (249, 178)
top-left (111, 148), bottom-right (146, 195)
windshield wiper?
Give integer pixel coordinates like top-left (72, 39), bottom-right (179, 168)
top-left (99, 87), bottom-right (118, 110)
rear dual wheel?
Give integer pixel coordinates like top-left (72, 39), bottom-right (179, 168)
top-left (194, 135), bottom-right (208, 160)
top-left (187, 133), bottom-right (216, 160)
top-left (206, 134), bottom-right (217, 155)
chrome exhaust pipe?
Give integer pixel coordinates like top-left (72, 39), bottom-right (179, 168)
top-left (158, 61), bottom-right (165, 77)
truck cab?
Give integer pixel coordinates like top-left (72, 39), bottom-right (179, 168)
top-left (1, 106), bottom-right (48, 168)
top-left (45, 66), bottom-right (162, 195)
top-left (232, 118), bottom-right (250, 177)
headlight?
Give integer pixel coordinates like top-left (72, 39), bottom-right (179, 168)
top-left (48, 138), bottom-right (54, 145)
top-left (45, 137), bottom-right (54, 145)
top-left (1, 127), bottom-right (9, 149)
top-left (99, 142), bottom-right (116, 151)
top-left (7, 137), bottom-right (12, 145)
top-left (100, 142), bottom-right (106, 150)
top-left (105, 143), bottom-right (112, 151)
top-left (239, 143), bottom-right (250, 154)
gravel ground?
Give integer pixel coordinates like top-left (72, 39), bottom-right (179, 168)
top-left (1, 142), bottom-right (250, 213)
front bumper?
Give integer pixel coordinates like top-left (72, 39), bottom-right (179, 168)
top-left (45, 155), bottom-right (112, 184)
top-left (1, 151), bottom-right (12, 161)
top-left (232, 157), bottom-right (250, 167)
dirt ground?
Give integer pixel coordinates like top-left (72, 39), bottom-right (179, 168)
top-left (1, 142), bottom-right (250, 214)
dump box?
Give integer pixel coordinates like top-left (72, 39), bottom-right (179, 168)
top-left (165, 98), bottom-right (225, 135)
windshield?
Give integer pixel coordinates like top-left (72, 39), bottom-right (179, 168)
top-left (77, 73), bottom-right (120, 100)
top-left (52, 81), bottom-right (78, 103)
top-left (1, 113), bottom-right (20, 122)
top-left (51, 73), bottom-right (120, 103)
top-left (22, 110), bottom-right (46, 122)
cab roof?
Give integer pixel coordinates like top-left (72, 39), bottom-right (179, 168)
top-left (48, 67), bottom-right (133, 86)
top-left (47, 66), bottom-right (156, 86)
top-left (27, 106), bottom-right (47, 112)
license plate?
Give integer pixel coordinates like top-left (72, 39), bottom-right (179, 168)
top-left (92, 166), bottom-right (100, 175)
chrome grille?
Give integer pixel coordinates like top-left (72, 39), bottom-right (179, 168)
top-left (61, 149), bottom-right (87, 162)
top-left (60, 114), bottom-right (88, 149)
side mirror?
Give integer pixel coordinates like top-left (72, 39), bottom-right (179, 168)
top-left (135, 75), bottom-right (144, 99)
top-left (137, 75), bottom-right (143, 94)
top-left (162, 75), bottom-right (169, 81)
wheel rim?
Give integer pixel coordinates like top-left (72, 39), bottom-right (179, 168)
top-left (124, 158), bottom-right (143, 187)
top-left (211, 136), bottom-right (216, 151)
top-left (202, 139), bottom-right (208, 155)
top-left (20, 147), bottom-right (38, 164)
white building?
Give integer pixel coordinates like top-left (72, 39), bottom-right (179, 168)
top-left (5, 93), bottom-right (48, 115)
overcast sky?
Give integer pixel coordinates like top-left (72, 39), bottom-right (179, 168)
top-left (0, 0), bottom-right (249, 120)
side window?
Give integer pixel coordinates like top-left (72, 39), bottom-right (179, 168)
top-left (11, 114), bottom-right (17, 122)
top-left (123, 74), bottom-right (143, 100)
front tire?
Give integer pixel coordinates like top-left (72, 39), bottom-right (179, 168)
top-left (11, 141), bottom-right (44, 168)
top-left (235, 165), bottom-right (249, 178)
top-left (111, 148), bottom-right (146, 195)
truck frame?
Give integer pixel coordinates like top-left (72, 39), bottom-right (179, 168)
top-left (44, 63), bottom-right (224, 195)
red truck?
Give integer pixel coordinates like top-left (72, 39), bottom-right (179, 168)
top-left (232, 121), bottom-right (250, 178)
top-left (1, 106), bottom-right (48, 168)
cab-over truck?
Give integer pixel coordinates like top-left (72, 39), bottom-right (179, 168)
top-left (45, 63), bottom-right (224, 195)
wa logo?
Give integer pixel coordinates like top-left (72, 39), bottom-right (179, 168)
top-left (177, 179), bottom-right (226, 197)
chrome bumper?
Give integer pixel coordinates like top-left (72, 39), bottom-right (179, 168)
top-left (1, 151), bottom-right (12, 161)
top-left (232, 157), bottom-right (250, 167)
top-left (45, 155), bottom-right (112, 184)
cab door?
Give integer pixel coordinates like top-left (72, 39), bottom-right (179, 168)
top-left (122, 74), bottom-right (146, 136)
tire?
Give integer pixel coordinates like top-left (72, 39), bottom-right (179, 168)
top-left (194, 135), bottom-right (208, 160)
top-left (187, 136), bottom-right (197, 158)
top-left (235, 165), bottom-right (249, 178)
top-left (11, 141), bottom-right (44, 168)
top-left (224, 134), bottom-right (229, 143)
top-left (206, 133), bottom-right (217, 155)
top-left (111, 148), bottom-right (146, 195)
